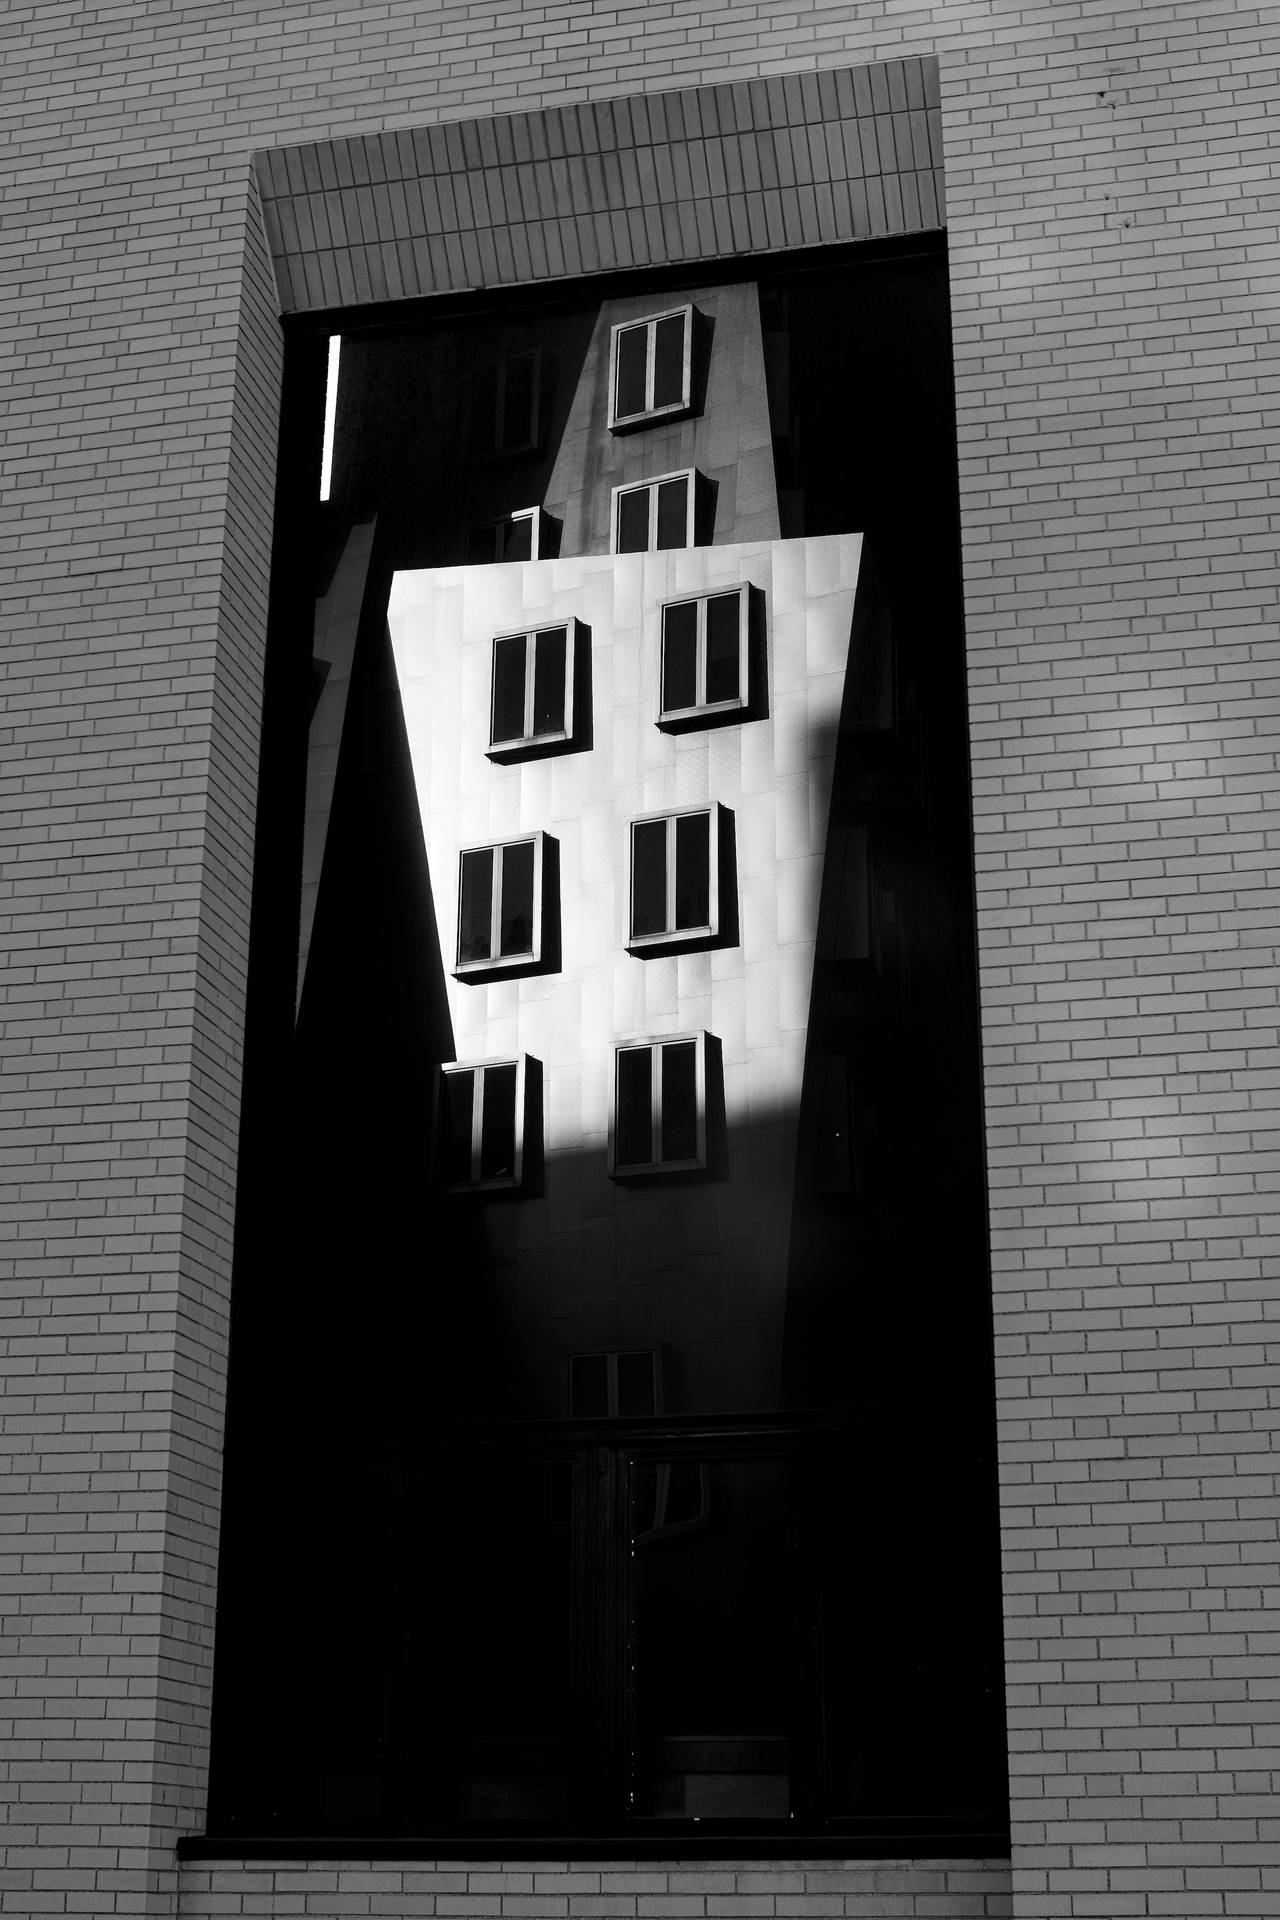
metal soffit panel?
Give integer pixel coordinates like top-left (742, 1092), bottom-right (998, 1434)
top-left (253, 58), bottom-right (945, 314)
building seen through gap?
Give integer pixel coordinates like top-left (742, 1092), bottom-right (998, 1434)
top-left (214, 226), bottom-right (1007, 1844)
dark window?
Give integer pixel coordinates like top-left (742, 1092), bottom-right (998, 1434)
top-left (466, 508), bottom-right (539, 564)
top-left (439, 1058), bottom-right (526, 1189)
top-left (470, 350), bottom-right (540, 455)
top-left (569, 1349), bottom-right (660, 1420)
top-left (660, 588), bottom-right (749, 720)
top-left (616, 485), bottom-right (653, 554)
top-left (614, 325), bottom-right (648, 420)
top-left (489, 625), bottom-right (573, 751)
top-left (458, 845), bottom-right (494, 963)
top-left (615, 1044), bottom-right (653, 1169)
top-left (660, 599), bottom-right (698, 712)
top-left (609, 307), bottom-right (693, 428)
top-left (611, 1036), bottom-right (707, 1175)
top-left (628, 810), bottom-right (716, 947)
top-left (612, 471), bottom-right (696, 553)
top-left (456, 837), bottom-right (543, 973)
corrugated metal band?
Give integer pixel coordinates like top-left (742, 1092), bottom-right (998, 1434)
top-left (253, 57), bottom-right (944, 314)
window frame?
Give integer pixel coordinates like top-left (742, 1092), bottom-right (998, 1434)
top-left (608, 1032), bottom-right (709, 1179)
top-left (568, 1347), bottom-right (662, 1421)
top-left (607, 305), bottom-right (694, 431)
top-left (436, 1055), bottom-right (528, 1192)
top-left (487, 618), bottom-right (578, 758)
top-left (455, 831), bottom-right (545, 977)
top-left (627, 803), bottom-right (720, 952)
top-left (610, 468), bottom-right (699, 554)
top-left (465, 504), bottom-right (544, 565)
top-left (469, 347), bottom-right (541, 457)
top-left (657, 584), bottom-right (751, 725)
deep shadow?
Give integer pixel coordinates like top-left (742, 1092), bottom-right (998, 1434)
top-left (209, 241), bottom-right (1005, 1856)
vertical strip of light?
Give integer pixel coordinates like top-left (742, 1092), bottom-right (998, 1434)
top-left (319, 334), bottom-right (341, 501)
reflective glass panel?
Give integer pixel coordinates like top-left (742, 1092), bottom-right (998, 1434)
top-left (631, 1456), bottom-right (791, 1819)
top-left (661, 601), bottom-right (698, 713)
top-left (501, 514), bottom-right (534, 561)
top-left (569, 1353), bottom-right (610, 1420)
top-left (458, 848), bottom-right (494, 963)
top-left (498, 841), bottom-right (536, 957)
top-left (501, 352), bottom-right (536, 451)
top-left (532, 627), bottom-right (567, 736)
top-left (616, 1048), bottom-right (653, 1169)
top-left (466, 522), bottom-right (499, 564)
top-left (615, 324), bottom-right (648, 418)
top-left (705, 592), bottom-right (741, 705)
top-left (631, 819), bottom-right (668, 938)
top-left (478, 1063), bottom-right (518, 1181)
top-left (660, 1041), bottom-right (698, 1163)
top-left (673, 812), bottom-right (710, 931)
top-left (653, 313), bottom-right (687, 410)
top-left (655, 476), bottom-right (689, 550)
top-left (616, 486), bottom-right (650, 553)
top-left (618, 1350), bottom-right (657, 1417)
top-left (491, 634), bottom-right (527, 743)
top-left (440, 1070), bottom-right (475, 1185)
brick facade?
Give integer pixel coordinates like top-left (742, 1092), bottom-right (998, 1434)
top-left (3, 4), bottom-right (1277, 1919)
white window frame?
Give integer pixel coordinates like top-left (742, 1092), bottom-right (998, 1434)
top-left (568, 1348), bottom-right (663, 1420)
top-left (437, 1056), bottom-right (527, 1192)
top-left (627, 804), bottom-right (721, 952)
top-left (465, 504), bottom-right (544, 565)
top-left (608, 305), bottom-right (694, 431)
top-left (657, 585), bottom-right (751, 725)
top-left (610, 468), bottom-right (699, 555)
top-left (608, 1032), bottom-right (709, 1178)
top-left (455, 831), bottom-right (545, 977)
top-left (487, 618), bottom-right (578, 757)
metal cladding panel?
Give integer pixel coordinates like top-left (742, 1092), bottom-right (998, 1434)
top-left (253, 58), bottom-right (944, 314)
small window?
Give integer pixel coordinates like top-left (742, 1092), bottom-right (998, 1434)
top-left (456, 833), bottom-right (544, 976)
top-left (609, 1034), bottom-right (708, 1177)
top-left (611, 470), bottom-right (698, 555)
top-left (465, 506), bottom-right (542, 565)
top-left (609, 307), bottom-right (693, 430)
top-left (659, 587), bottom-right (749, 723)
top-left (470, 350), bottom-right (540, 456)
top-left (438, 1057), bottom-right (527, 1190)
top-left (569, 1349), bottom-right (661, 1420)
top-left (489, 622), bottom-right (576, 756)
top-left (628, 806), bottom-right (719, 951)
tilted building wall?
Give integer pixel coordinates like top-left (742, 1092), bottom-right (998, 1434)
top-left (3, 5), bottom-right (1277, 1919)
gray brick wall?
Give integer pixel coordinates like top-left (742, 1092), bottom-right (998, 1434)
top-left (4, 2), bottom-right (1277, 1917)
top-left (175, 1860), bottom-right (1014, 1917)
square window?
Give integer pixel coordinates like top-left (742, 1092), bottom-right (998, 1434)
top-left (659, 586), bottom-right (750, 723)
top-left (438, 1057), bottom-right (527, 1190)
top-left (456, 833), bottom-right (545, 975)
top-left (608, 307), bottom-right (694, 430)
top-left (488, 621), bottom-right (576, 756)
top-left (628, 806), bottom-right (721, 951)
top-left (611, 470), bottom-right (698, 554)
top-left (465, 505), bottom-right (542, 565)
top-left (569, 1348), bottom-right (661, 1420)
top-left (609, 1035), bottom-right (708, 1177)
top-left (470, 350), bottom-right (541, 455)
